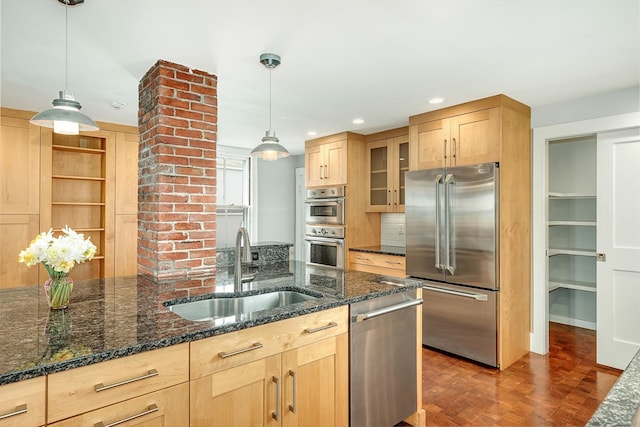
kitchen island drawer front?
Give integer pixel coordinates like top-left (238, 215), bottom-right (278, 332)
top-left (48, 382), bottom-right (189, 427)
top-left (0, 376), bottom-right (45, 427)
top-left (190, 306), bottom-right (348, 379)
top-left (47, 343), bottom-right (189, 423)
top-left (349, 252), bottom-right (406, 277)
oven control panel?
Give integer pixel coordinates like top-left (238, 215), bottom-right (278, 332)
top-left (305, 225), bottom-right (345, 239)
top-left (306, 186), bottom-right (345, 199)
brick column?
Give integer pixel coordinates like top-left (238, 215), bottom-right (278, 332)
top-left (137, 60), bottom-right (217, 282)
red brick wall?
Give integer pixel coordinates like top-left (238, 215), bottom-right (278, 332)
top-left (137, 59), bottom-right (217, 285)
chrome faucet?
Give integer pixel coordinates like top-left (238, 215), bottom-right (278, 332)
top-left (234, 227), bottom-right (253, 292)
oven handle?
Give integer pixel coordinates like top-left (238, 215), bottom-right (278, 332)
top-left (305, 198), bottom-right (344, 204)
top-left (304, 237), bottom-right (344, 245)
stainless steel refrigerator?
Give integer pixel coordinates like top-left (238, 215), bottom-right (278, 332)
top-left (406, 162), bottom-right (499, 367)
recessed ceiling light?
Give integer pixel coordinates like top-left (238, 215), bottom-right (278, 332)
top-left (109, 100), bottom-right (126, 110)
top-left (352, 118), bottom-right (365, 124)
top-left (429, 97), bottom-right (444, 104)
top-left (307, 131), bottom-right (318, 136)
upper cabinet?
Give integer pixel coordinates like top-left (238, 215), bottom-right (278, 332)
top-left (305, 137), bottom-right (347, 187)
top-left (365, 127), bottom-right (409, 212)
top-left (409, 96), bottom-right (523, 170)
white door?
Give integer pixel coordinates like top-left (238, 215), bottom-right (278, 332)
top-left (597, 126), bottom-right (640, 369)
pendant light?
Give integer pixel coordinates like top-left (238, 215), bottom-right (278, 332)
top-left (30, 0), bottom-right (99, 135)
top-left (251, 53), bottom-right (290, 161)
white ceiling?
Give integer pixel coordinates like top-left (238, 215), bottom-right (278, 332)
top-left (1, 0), bottom-right (638, 155)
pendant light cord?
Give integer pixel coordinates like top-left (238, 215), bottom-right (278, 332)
top-left (268, 67), bottom-right (272, 132)
top-left (64, 2), bottom-right (69, 93)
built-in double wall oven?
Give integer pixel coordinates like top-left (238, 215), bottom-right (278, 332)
top-left (305, 187), bottom-right (345, 269)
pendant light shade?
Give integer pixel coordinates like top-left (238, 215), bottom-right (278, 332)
top-left (251, 53), bottom-right (289, 161)
top-left (31, 91), bottom-right (99, 135)
top-left (30, 1), bottom-right (98, 135)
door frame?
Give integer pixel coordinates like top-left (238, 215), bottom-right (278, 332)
top-left (530, 112), bottom-right (640, 355)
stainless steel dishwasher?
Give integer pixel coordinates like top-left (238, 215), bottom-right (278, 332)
top-left (350, 288), bottom-right (422, 427)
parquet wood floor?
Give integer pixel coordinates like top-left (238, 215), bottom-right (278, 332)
top-left (422, 322), bottom-right (622, 426)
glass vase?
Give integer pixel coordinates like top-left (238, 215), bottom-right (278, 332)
top-left (44, 273), bottom-right (74, 310)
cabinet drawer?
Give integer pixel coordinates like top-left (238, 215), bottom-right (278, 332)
top-left (190, 306), bottom-right (348, 379)
top-left (0, 376), bottom-right (45, 427)
top-left (48, 382), bottom-right (189, 427)
top-left (349, 251), bottom-right (406, 277)
top-left (48, 343), bottom-right (189, 423)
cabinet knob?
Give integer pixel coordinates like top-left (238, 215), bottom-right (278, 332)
top-left (596, 253), bottom-right (606, 262)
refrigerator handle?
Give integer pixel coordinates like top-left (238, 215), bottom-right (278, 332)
top-left (423, 285), bottom-right (488, 301)
top-left (444, 173), bottom-right (456, 275)
top-left (434, 174), bottom-right (443, 270)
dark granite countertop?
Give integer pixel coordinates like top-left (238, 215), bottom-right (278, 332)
top-left (0, 261), bottom-right (421, 385)
top-left (349, 245), bottom-right (406, 257)
top-left (586, 349), bottom-right (640, 426)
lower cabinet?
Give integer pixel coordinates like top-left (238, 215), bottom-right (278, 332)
top-left (47, 343), bottom-right (189, 425)
top-left (189, 307), bottom-right (349, 427)
top-left (0, 376), bottom-right (45, 427)
top-left (48, 383), bottom-right (189, 427)
top-left (348, 251), bottom-right (406, 278)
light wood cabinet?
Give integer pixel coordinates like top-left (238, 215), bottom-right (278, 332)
top-left (410, 105), bottom-right (500, 169)
top-left (190, 307), bottom-right (349, 427)
top-left (348, 251), bottom-right (406, 278)
top-left (365, 129), bottom-right (409, 213)
top-left (47, 343), bottom-right (189, 424)
top-left (48, 383), bottom-right (189, 427)
top-left (0, 376), bottom-right (45, 427)
top-left (305, 139), bottom-right (347, 187)
top-left (0, 111), bottom-right (42, 288)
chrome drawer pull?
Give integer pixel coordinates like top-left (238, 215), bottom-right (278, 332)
top-left (94, 404), bottom-right (158, 427)
top-left (271, 376), bottom-right (280, 421)
top-left (384, 260), bottom-right (402, 265)
top-left (94, 369), bottom-right (159, 392)
top-left (357, 256), bottom-right (371, 261)
top-left (304, 322), bottom-right (338, 334)
top-left (218, 342), bottom-right (263, 358)
top-left (0, 404), bottom-right (27, 420)
top-left (288, 370), bottom-right (297, 413)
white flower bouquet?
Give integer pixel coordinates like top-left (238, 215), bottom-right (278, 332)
top-left (19, 226), bottom-right (97, 308)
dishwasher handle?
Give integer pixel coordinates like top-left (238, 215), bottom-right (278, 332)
top-left (423, 284), bottom-right (488, 301)
top-left (353, 298), bottom-right (423, 323)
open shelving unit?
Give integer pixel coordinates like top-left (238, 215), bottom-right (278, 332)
top-left (49, 134), bottom-right (108, 280)
top-left (547, 137), bottom-right (597, 330)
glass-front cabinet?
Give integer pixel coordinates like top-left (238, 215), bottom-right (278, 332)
top-left (365, 132), bottom-right (409, 212)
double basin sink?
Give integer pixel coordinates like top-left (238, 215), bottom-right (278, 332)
top-left (167, 290), bottom-right (320, 322)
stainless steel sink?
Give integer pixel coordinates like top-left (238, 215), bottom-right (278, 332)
top-left (167, 290), bottom-right (319, 322)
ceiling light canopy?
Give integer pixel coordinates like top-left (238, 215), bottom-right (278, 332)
top-left (251, 53), bottom-right (290, 161)
top-left (30, 0), bottom-right (98, 135)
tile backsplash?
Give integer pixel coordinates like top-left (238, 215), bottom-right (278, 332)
top-left (381, 213), bottom-right (406, 247)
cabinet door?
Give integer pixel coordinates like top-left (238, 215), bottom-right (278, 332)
top-left (409, 118), bottom-right (448, 170)
top-left (190, 355), bottom-right (281, 427)
top-left (0, 116), bottom-right (40, 215)
top-left (323, 141), bottom-right (347, 186)
top-left (305, 144), bottom-right (323, 187)
top-left (366, 139), bottom-right (392, 212)
top-left (392, 137), bottom-right (410, 212)
top-left (0, 214), bottom-right (40, 288)
top-left (450, 107), bottom-right (500, 166)
top-left (48, 383), bottom-right (189, 427)
top-left (282, 334), bottom-right (348, 427)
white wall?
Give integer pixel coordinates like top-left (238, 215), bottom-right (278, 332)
top-left (532, 86), bottom-right (639, 128)
top-left (253, 156), bottom-right (297, 243)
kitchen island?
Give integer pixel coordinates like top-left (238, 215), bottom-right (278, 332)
top-left (0, 261), bottom-right (424, 426)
